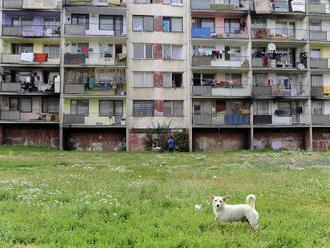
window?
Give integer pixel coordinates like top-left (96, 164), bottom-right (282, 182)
top-left (163, 72), bottom-right (183, 87)
top-left (134, 0), bottom-right (152, 3)
top-left (20, 97), bottom-right (32, 113)
top-left (44, 17), bottom-right (60, 31)
top-left (254, 101), bottom-right (269, 115)
top-left (99, 100), bottom-right (123, 116)
top-left (163, 0), bottom-right (182, 4)
top-left (310, 21), bottom-right (321, 31)
top-left (133, 16), bottom-right (153, 32)
top-left (311, 75), bottom-right (323, 87)
top-left (134, 72), bottom-right (154, 87)
top-left (100, 43), bottom-right (113, 58)
top-left (312, 101), bottom-right (323, 115)
top-left (9, 97), bottom-right (19, 111)
top-left (71, 43), bottom-right (89, 54)
top-left (163, 45), bottom-right (182, 60)
top-left (133, 43), bottom-right (153, 59)
top-left (163, 17), bottom-right (183, 32)
top-left (99, 15), bottom-right (123, 34)
top-left (42, 97), bottom-right (59, 113)
top-left (164, 101), bottom-right (183, 117)
top-left (71, 14), bottom-right (89, 30)
top-left (44, 45), bottom-right (60, 59)
top-left (311, 49), bottom-right (321, 59)
top-left (133, 100), bottom-right (154, 117)
top-left (12, 43), bottom-right (33, 54)
top-left (12, 17), bottom-right (33, 32)
top-left (70, 100), bottom-right (89, 116)
top-left (192, 18), bottom-right (215, 33)
top-left (224, 19), bottom-right (240, 34)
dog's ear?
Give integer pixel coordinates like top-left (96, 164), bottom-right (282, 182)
top-left (210, 194), bottom-right (216, 200)
top-left (223, 195), bottom-right (231, 201)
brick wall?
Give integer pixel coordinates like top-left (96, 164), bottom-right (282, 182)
top-left (64, 129), bottom-right (126, 151)
top-left (253, 128), bottom-right (306, 150)
top-left (3, 125), bottom-right (59, 148)
top-left (193, 129), bottom-right (249, 152)
top-left (312, 128), bottom-right (330, 151)
top-left (128, 129), bottom-right (147, 151)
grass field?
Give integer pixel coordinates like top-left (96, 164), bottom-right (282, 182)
top-left (0, 147), bottom-right (329, 247)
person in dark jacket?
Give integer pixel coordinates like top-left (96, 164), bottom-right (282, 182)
top-left (167, 136), bottom-right (175, 153)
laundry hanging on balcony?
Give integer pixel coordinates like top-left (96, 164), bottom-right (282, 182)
top-left (21, 53), bottom-right (34, 62)
top-left (34, 53), bottom-right (48, 63)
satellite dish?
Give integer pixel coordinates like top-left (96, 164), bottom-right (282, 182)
top-left (268, 43), bottom-right (276, 51)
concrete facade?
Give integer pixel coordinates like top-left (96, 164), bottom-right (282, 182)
top-left (1, 1), bottom-right (330, 151)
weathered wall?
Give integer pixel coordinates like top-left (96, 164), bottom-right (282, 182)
top-left (0, 125), bottom-right (4, 145)
top-left (64, 129), bottom-right (126, 151)
top-left (3, 125), bottom-right (59, 147)
top-left (313, 128), bottom-right (330, 151)
top-left (253, 129), bottom-right (306, 150)
top-left (193, 129), bottom-right (249, 152)
top-left (128, 130), bottom-right (147, 151)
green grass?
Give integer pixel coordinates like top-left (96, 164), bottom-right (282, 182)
top-left (0, 147), bottom-right (329, 247)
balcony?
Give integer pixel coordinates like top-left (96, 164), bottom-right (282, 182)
top-left (2, 25), bottom-right (61, 38)
top-left (253, 84), bottom-right (309, 98)
top-left (0, 111), bottom-right (59, 123)
top-left (308, 0), bottom-right (330, 14)
top-left (192, 55), bottom-right (249, 68)
top-left (64, 53), bottom-right (126, 66)
top-left (64, 0), bottom-right (124, 6)
top-left (1, 54), bottom-right (60, 65)
top-left (191, 27), bottom-right (248, 39)
top-left (310, 58), bottom-right (330, 69)
top-left (191, 0), bottom-right (249, 11)
top-left (254, 114), bottom-right (309, 125)
top-left (252, 57), bottom-right (307, 70)
top-left (252, 28), bottom-right (306, 41)
top-left (0, 81), bottom-right (60, 94)
top-left (2, 0), bottom-right (61, 9)
top-left (64, 24), bottom-right (124, 37)
top-left (312, 115), bottom-right (330, 126)
top-left (63, 114), bottom-right (126, 127)
top-left (192, 81), bottom-right (251, 98)
top-left (309, 30), bottom-right (328, 41)
top-left (311, 86), bottom-right (330, 97)
top-left (193, 114), bottom-right (250, 126)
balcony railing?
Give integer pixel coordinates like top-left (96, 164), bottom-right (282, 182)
top-left (191, 0), bottom-right (249, 10)
top-left (253, 84), bottom-right (309, 97)
top-left (312, 114), bottom-right (330, 125)
top-left (0, 110), bottom-right (59, 122)
top-left (192, 55), bottom-right (250, 68)
top-left (252, 28), bottom-right (306, 41)
top-left (65, 0), bottom-right (124, 6)
top-left (2, 25), bottom-right (61, 38)
top-left (2, 0), bottom-right (61, 9)
top-left (311, 86), bottom-right (330, 97)
top-left (310, 58), bottom-right (330, 69)
top-left (308, 0), bottom-right (330, 14)
top-left (192, 82), bottom-right (251, 97)
top-left (64, 53), bottom-right (126, 66)
top-left (254, 114), bottom-right (309, 125)
top-left (252, 57), bottom-right (307, 70)
top-left (0, 82), bottom-right (59, 94)
top-left (309, 30), bottom-right (329, 41)
top-left (193, 114), bottom-right (250, 126)
top-left (64, 24), bottom-right (124, 36)
top-left (1, 54), bottom-right (60, 65)
top-left (64, 82), bottom-right (126, 95)
top-left (63, 113), bottom-right (126, 126)
top-left (191, 27), bottom-right (248, 39)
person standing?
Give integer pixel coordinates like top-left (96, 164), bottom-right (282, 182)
top-left (167, 136), bottom-right (175, 153)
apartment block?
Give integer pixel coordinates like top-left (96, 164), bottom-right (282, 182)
top-left (1, 0), bottom-right (330, 151)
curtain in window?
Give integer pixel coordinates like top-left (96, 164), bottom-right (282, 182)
top-left (173, 101), bottom-right (183, 116)
top-left (145, 44), bottom-right (153, 59)
top-left (134, 43), bottom-right (144, 59)
top-left (163, 101), bottom-right (172, 116)
top-left (99, 101), bottom-right (113, 116)
top-left (164, 45), bottom-right (171, 59)
top-left (172, 46), bottom-right (182, 60)
top-left (163, 73), bottom-right (172, 87)
top-left (171, 18), bottom-right (182, 32)
top-left (20, 98), bottom-right (32, 112)
top-left (144, 16), bottom-right (153, 32)
top-left (100, 16), bottom-right (114, 31)
top-left (133, 16), bottom-right (144, 31)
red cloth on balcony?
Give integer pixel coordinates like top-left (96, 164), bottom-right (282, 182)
top-left (34, 53), bottom-right (48, 63)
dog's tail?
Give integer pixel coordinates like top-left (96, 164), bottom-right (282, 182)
top-left (246, 194), bottom-right (256, 209)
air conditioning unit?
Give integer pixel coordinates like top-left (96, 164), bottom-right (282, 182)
top-left (92, 0), bottom-right (107, 6)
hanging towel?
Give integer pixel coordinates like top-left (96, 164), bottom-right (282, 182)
top-left (21, 53), bottom-right (34, 62)
top-left (323, 86), bottom-right (330, 94)
top-left (34, 53), bottom-right (48, 63)
top-left (81, 47), bottom-right (89, 56)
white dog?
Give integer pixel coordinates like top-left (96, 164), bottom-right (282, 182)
top-left (211, 194), bottom-right (259, 230)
